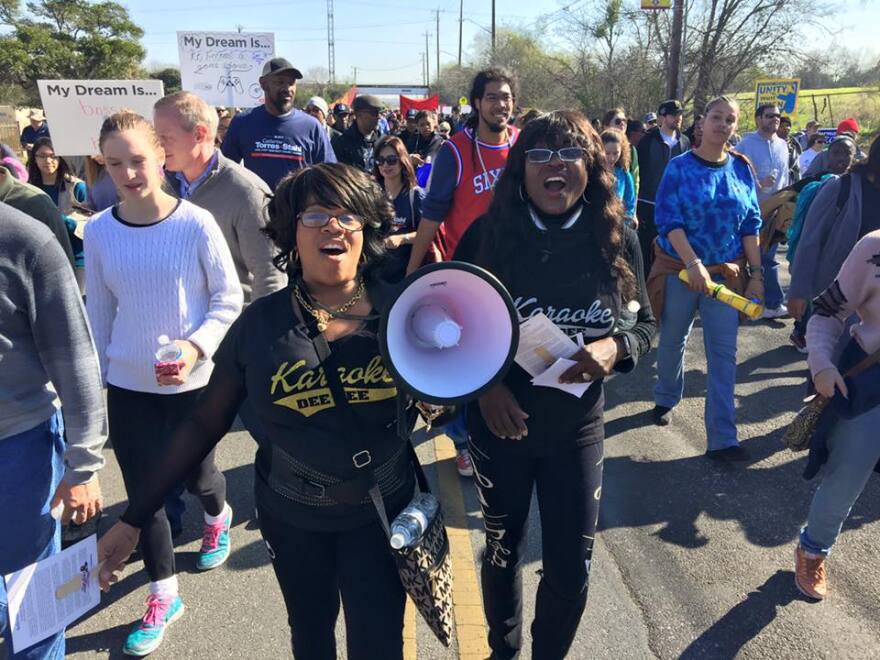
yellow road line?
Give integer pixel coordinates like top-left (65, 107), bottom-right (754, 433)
top-left (433, 433), bottom-right (490, 659)
top-left (403, 597), bottom-right (417, 660)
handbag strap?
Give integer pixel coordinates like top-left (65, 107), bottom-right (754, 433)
top-left (290, 291), bottom-right (429, 538)
top-left (842, 346), bottom-right (880, 380)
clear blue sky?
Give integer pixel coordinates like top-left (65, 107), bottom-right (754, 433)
top-left (129, 0), bottom-right (879, 85)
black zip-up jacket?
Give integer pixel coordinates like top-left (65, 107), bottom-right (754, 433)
top-left (331, 123), bottom-right (377, 173)
top-left (406, 131), bottom-right (444, 161)
top-left (636, 127), bottom-right (690, 203)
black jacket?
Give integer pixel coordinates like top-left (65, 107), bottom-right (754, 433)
top-left (636, 127), bottom-right (690, 202)
top-left (406, 132), bottom-right (444, 160)
top-left (331, 123), bottom-right (377, 173)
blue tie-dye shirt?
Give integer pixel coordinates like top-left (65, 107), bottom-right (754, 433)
top-left (655, 151), bottom-right (762, 264)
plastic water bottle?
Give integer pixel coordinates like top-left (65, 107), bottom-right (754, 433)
top-left (155, 335), bottom-right (182, 363)
top-left (154, 335), bottom-right (183, 376)
top-left (389, 493), bottom-right (439, 550)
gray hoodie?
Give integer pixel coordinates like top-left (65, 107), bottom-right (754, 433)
top-left (0, 202), bottom-right (106, 484)
top-left (789, 171), bottom-right (863, 301)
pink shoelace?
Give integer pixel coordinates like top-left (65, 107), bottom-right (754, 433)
top-left (201, 520), bottom-right (224, 551)
top-left (142, 594), bottom-right (172, 627)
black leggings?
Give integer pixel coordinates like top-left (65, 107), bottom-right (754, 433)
top-left (107, 384), bottom-right (226, 582)
top-left (468, 433), bottom-right (604, 660)
top-left (257, 504), bottom-right (406, 660)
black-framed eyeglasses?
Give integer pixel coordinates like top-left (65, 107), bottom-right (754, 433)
top-left (375, 155), bottom-right (400, 167)
top-left (525, 147), bottom-right (586, 164)
top-left (764, 113), bottom-right (781, 120)
top-left (298, 211), bottom-right (365, 231)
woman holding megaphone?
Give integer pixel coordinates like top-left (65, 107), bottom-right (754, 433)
top-left (97, 164), bottom-right (421, 659)
top-left (646, 95), bottom-right (764, 461)
top-left (454, 111), bottom-right (657, 660)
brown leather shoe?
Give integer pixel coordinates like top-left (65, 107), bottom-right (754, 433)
top-left (794, 545), bottom-right (828, 600)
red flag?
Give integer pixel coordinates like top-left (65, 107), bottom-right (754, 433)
top-left (333, 86), bottom-right (358, 108)
top-left (399, 95), bottom-right (440, 115)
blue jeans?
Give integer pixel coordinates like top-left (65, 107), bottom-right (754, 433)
top-left (0, 411), bottom-right (66, 659)
top-left (762, 243), bottom-right (784, 310)
top-left (800, 404), bottom-right (880, 555)
top-left (439, 408), bottom-right (468, 450)
top-left (654, 275), bottom-right (739, 450)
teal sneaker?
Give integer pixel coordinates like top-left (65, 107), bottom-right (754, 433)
top-left (196, 505), bottom-right (232, 571)
top-left (123, 594), bottom-right (184, 656)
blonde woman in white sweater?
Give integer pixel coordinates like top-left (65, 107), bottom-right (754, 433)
top-left (84, 111), bottom-right (243, 656)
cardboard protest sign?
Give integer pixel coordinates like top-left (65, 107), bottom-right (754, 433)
top-left (178, 31), bottom-right (275, 107)
top-left (37, 80), bottom-right (164, 156)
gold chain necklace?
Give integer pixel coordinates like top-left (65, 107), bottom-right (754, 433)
top-left (294, 279), bottom-right (365, 332)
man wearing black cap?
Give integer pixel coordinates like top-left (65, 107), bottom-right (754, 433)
top-left (220, 57), bottom-right (335, 190)
top-left (636, 99), bottom-right (690, 270)
top-left (331, 94), bottom-right (382, 173)
top-left (328, 103), bottom-right (350, 140)
top-left (398, 109), bottom-right (419, 146)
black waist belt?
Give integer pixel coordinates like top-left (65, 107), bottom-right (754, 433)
top-left (265, 442), bottom-right (410, 507)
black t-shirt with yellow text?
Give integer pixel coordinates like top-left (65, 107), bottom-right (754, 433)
top-left (212, 286), bottom-right (411, 530)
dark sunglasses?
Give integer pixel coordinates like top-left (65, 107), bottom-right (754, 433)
top-left (298, 211), bottom-right (365, 231)
top-left (612, 117), bottom-right (627, 126)
top-left (375, 155), bottom-right (400, 167)
top-left (525, 147), bottom-right (586, 164)
top-left (764, 113), bottom-right (781, 120)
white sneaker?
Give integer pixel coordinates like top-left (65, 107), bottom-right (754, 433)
top-left (761, 303), bottom-right (788, 319)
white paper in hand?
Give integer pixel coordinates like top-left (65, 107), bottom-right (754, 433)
top-left (530, 357), bottom-right (593, 398)
top-left (515, 313), bottom-right (580, 377)
top-left (4, 535), bottom-right (101, 653)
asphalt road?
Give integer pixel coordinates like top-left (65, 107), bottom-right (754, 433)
top-left (11, 270), bottom-right (880, 660)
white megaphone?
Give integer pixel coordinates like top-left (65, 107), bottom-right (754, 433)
top-left (380, 262), bottom-right (519, 405)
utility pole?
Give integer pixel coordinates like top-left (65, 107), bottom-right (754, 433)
top-left (435, 9), bottom-right (440, 82)
top-left (352, 66), bottom-right (358, 84)
top-left (491, 0), bottom-right (496, 58)
top-left (424, 31), bottom-right (430, 87)
top-left (458, 0), bottom-right (463, 66)
top-left (666, 0), bottom-right (684, 100)
top-left (327, 0), bottom-right (336, 84)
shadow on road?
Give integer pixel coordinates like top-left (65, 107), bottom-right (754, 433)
top-left (679, 570), bottom-right (806, 659)
top-left (599, 420), bottom-right (880, 550)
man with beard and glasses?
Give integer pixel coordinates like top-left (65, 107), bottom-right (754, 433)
top-left (331, 95), bottom-right (383, 173)
top-left (404, 67), bottom-right (519, 479)
top-left (221, 58), bottom-right (335, 190)
top-left (735, 104), bottom-right (791, 319)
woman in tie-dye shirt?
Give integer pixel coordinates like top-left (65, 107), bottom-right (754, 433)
top-left (650, 96), bottom-right (764, 461)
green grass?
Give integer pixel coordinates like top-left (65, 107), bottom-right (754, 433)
top-left (731, 85), bottom-right (880, 135)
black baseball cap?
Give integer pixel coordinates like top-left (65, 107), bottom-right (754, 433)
top-left (352, 95), bottom-right (384, 112)
top-left (333, 103), bottom-right (351, 116)
top-left (261, 57), bottom-right (303, 80)
top-left (658, 99), bottom-right (683, 116)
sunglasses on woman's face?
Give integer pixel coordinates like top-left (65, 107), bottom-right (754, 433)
top-left (298, 211), bottom-right (365, 231)
top-left (525, 147), bottom-right (586, 164)
top-left (375, 155), bottom-right (400, 167)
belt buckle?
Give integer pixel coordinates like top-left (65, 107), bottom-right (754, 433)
top-left (352, 450), bottom-right (372, 468)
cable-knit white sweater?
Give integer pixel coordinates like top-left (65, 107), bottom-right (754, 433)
top-left (84, 199), bottom-right (243, 394)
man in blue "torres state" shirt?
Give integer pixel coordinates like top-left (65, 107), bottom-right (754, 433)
top-left (221, 57), bottom-right (335, 190)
